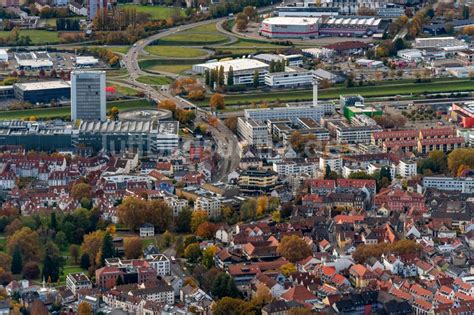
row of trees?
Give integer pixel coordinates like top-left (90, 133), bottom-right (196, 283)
top-left (56, 18), bottom-right (80, 31)
top-left (158, 99), bottom-right (196, 125)
top-left (417, 148), bottom-right (474, 176)
top-left (353, 240), bottom-right (422, 264)
top-left (117, 196), bottom-right (173, 232)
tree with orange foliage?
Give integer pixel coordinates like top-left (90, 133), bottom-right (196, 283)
top-left (209, 93), bottom-right (225, 110)
top-left (256, 196), bottom-right (268, 216)
top-left (208, 115), bottom-right (219, 128)
top-left (158, 99), bottom-right (177, 115)
top-left (191, 210), bottom-right (209, 232)
top-left (196, 222), bottom-right (218, 239)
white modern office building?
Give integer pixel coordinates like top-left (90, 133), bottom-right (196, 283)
top-left (71, 70), bottom-right (106, 121)
top-left (264, 70), bottom-right (314, 88)
top-left (155, 121), bottom-right (180, 152)
top-left (245, 104), bottom-right (334, 123)
top-left (273, 161), bottom-right (317, 176)
top-left (423, 176), bottom-right (474, 193)
top-left (237, 117), bottom-right (271, 147)
top-left (260, 17), bottom-right (320, 39)
top-left (192, 59), bottom-right (269, 85)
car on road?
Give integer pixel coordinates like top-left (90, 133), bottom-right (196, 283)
top-left (171, 256), bottom-right (176, 263)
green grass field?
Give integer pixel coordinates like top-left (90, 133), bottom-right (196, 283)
top-left (136, 75), bottom-right (173, 85)
top-left (225, 38), bottom-right (288, 48)
top-left (0, 30), bottom-right (59, 45)
top-left (0, 99), bottom-right (153, 120)
top-left (118, 4), bottom-right (186, 19)
top-left (108, 46), bottom-right (130, 54)
top-left (107, 82), bottom-right (140, 96)
top-left (145, 45), bottom-right (207, 58)
top-left (157, 33), bottom-right (228, 46)
top-left (140, 58), bottom-right (200, 74)
top-left (194, 79), bottom-right (474, 106)
top-left (157, 23), bottom-right (228, 46)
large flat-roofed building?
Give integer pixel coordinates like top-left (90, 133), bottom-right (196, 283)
top-left (0, 119), bottom-right (180, 155)
top-left (237, 117), bottom-right (270, 147)
top-left (423, 176), bottom-right (474, 194)
top-left (264, 69), bottom-right (314, 88)
top-left (156, 121), bottom-right (180, 152)
top-left (260, 17), bottom-right (320, 39)
top-left (0, 120), bottom-right (73, 152)
top-left (13, 80), bottom-right (71, 103)
top-left (77, 120), bottom-right (178, 155)
top-left (71, 70), bottom-right (106, 122)
top-left (238, 168), bottom-right (278, 193)
top-left (414, 37), bottom-right (469, 52)
top-left (451, 102), bottom-right (474, 128)
top-left (192, 59), bottom-right (269, 85)
top-left (319, 16), bottom-right (384, 37)
top-left (14, 51), bottom-right (53, 70)
top-left (245, 104), bottom-right (334, 123)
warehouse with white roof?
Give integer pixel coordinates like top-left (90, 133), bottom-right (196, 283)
top-left (260, 17), bottom-right (320, 39)
top-left (192, 59), bottom-right (269, 85)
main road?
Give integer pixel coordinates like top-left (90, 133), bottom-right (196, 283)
top-left (121, 15), bottom-right (253, 181)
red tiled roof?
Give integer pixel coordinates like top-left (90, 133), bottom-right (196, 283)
top-left (372, 129), bottom-right (419, 140)
top-left (281, 285), bottom-right (317, 303)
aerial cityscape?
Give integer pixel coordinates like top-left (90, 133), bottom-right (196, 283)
top-left (0, 0), bottom-right (472, 314)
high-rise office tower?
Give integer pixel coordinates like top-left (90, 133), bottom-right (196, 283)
top-left (87, 0), bottom-right (107, 21)
top-left (71, 70), bottom-right (106, 122)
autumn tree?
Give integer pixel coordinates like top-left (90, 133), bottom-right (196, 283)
top-left (0, 253), bottom-right (10, 272)
top-left (80, 230), bottom-right (105, 268)
top-left (7, 227), bottom-right (41, 262)
top-left (191, 210), bottom-right (209, 232)
top-left (22, 261), bottom-right (40, 280)
top-left (184, 243), bottom-right (201, 263)
top-left (202, 245), bottom-right (217, 269)
top-left (196, 221), bottom-right (218, 239)
top-left (158, 99), bottom-right (177, 114)
top-left (447, 148), bottom-right (474, 176)
top-left (78, 301), bottom-right (93, 315)
top-left (210, 93), bottom-right (225, 111)
top-left (213, 297), bottom-right (253, 315)
top-left (71, 182), bottom-right (93, 201)
top-left (278, 235), bottom-right (312, 262)
top-left (117, 197), bottom-right (173, 232)
top-left (224, 116), bottom-right (238, 133)
top-left (30, 300), bottom-right (49, 315)
top-left (251, 282), bottom-right (272, 311)
top-left (124, 237), bottom-right (143, 259)
top-left (256, 196), bottom-right (269, 216)
top-left (279, 262), bottom-right (296, 277)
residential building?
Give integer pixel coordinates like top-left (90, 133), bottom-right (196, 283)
top-left (195, 196), bottom-right (221, 218)
top-left (140, 223), bottom-right (154, 238)
top-left (66, 273), bottom-right (92, 295)
top-left (71, 70), bottom-right (106, 122)
top-left (423, 176), bottom-right (474, 194)
top-left (238, 168), bottom-right (279, 193)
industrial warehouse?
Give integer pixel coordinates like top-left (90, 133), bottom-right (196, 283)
top-left (260, 16), bottom-right (386, 39)
top-left (0, 120), bottom-right (180, 155)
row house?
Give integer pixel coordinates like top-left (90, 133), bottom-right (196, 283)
top-left (375, 188), bottom-right (426, 213)
top-left (48, 170), bottom-right (80, 187)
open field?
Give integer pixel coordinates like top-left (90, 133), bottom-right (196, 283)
top-left (140, 58), bottom-right (201, 74)
top-left (145, 45), bottom-right (207, 58)
top-left (108, 46), bottom-right (130, 54)
top-left (157, 33), bottom-right (228, 46)
top-left (118, 4), bottom-right (186, 19)
top-left (0, 30), bottom-right (60, 45)
top-left (0, 99), bottom-right (153, 120)
top-left (157, 23), bottom-right (228, 46)
top-left (107, 82), bottom-right (140, 96)
top-left (194, 79), bottom-right (474, 106)
top-left (136, 75), bottom-right (173, 85)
